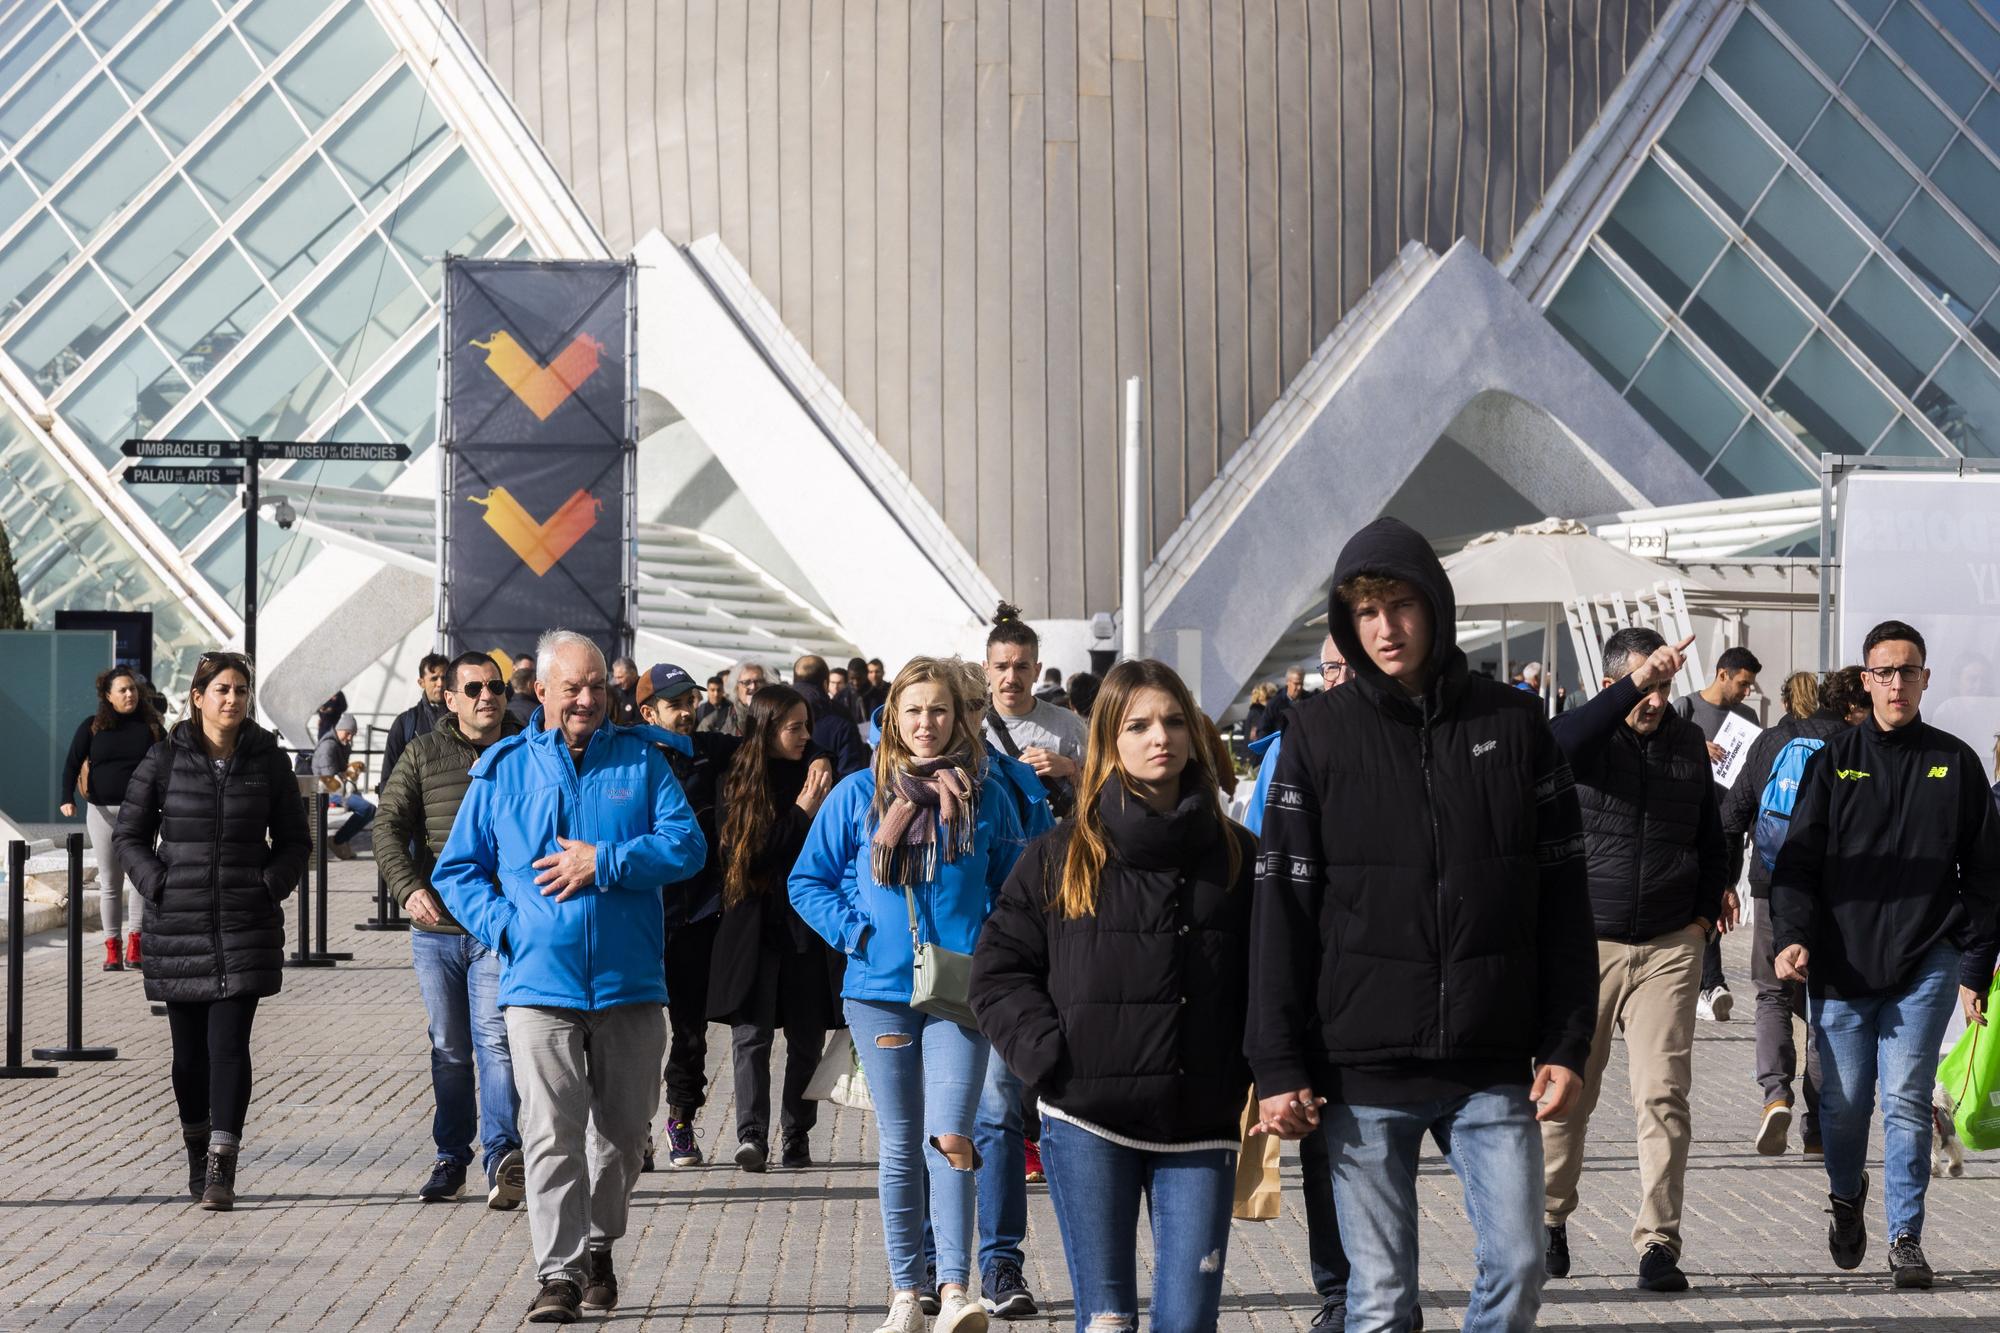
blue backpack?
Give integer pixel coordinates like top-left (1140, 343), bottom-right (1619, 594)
top-left (1754, 736), bottom-right (1826, 871)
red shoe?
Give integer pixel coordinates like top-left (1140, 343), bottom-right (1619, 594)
top-left (1023, 1140), bottom-right (1045, 1184)
top-left (125, 932), bottom-right (143, 966)
top-left (102, 938), bottom-right (123, 971)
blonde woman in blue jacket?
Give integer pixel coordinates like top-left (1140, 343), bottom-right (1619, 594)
top-left (791, 656), bottom-right (1026, 1333)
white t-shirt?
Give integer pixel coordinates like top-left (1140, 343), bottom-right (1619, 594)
top-left (985, 698), bottom-right (1087, 762)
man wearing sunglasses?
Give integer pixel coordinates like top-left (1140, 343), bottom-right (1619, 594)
top-left (375, 651), bottom-right (527, 1211)
top-left (1772, 619), bottom-right (2000, 1290)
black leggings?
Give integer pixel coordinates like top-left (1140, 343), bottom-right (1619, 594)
top-left (164, 995), bottom-right (260, 1138)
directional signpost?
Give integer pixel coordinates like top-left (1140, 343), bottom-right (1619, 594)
top-left (120, 435), bottom-right (409, 664)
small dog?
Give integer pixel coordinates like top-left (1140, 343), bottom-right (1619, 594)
top-left (1933, 1082), bottom-right (1966, 1178)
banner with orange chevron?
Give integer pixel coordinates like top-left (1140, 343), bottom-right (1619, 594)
top-left (437, 258), bottom-right (635, 667)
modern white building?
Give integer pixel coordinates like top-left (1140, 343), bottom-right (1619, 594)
top-left (3, 0), bottom-right (1997, 742)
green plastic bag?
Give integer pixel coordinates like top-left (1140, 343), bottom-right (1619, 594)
top-left (1938, 979), bottom-right (2000, 1150)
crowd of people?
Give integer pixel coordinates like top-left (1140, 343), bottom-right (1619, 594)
top-left (65, 514), bottom-right (2000, 1332)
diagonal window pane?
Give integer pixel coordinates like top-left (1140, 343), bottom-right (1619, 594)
top-left (1757, 0), bottom-right (1868, 78)
top-left (57, 329), bottom-right (187, 462)
top-left (1660, 80), bottom-right (1781, 219)
top-left (97, 177), bottom-right (211, 305)
top-left (1922, 0), bottom-right (2000, 72)
top-left (365, 334), bottom-right (438, 456)
top-left (6, 264), bottom-right (125, 395)
top-left (295, 235), bottom-right (424, 379)
top-left (1871, 414), bottom-right (1947, 456)
top-left (1888, 188), bottom-right (2000, 349)
top-left (0, 164), bottom-right (31, 235)
top-left (236, 0), bottom-right (336, 64)
top-left (1628, 336), bottom-right (1747, 471)
top-left (151, 245), bottom-right (272, 383)
top-left (0, 210), bottom-right (76, 323)
top-left (1711, 12), bottom-right (1829, 146)
top-left (275, 2), bottom-right (392, 127)
top-left (1881, 0), bottom-right (1985, 113)
top-left (206, 318), bottom-right (342, 439)
top-left (1746, 169), bottom-right (1869, 307)
top-left (1765, 332), bottom-right (1897, 454)
top-left (1916, 342), bottom-right (2000, 455)
top-left (195, 515), bottom-right (322, 615)
top-left (1601, 159), bottom-right (1727, 309)
top-left (187, 85), bottom-right (304, 222)
top-left (1546, 249), bottom-right (1663, 387)
top-left (1932, 136), bottom-right (2000, 250)
top-left (1799, 100), bottom-right (1918, 233)
top-left (1708, 420), bottom-right (1816, 497)
top-left (323, 66), bottom-right (447, 207)
top-left (1830, 256), bottom-right (1957, 393)
top-left (51, 119), bottom-right (168, 242)
top-left (235, 158), bottom-right (357, 295)
top-left (1684, 247), bottom-right (1810, 392)
top-left (1842, 44), bottom-right (1955, 167)
top-left (0, 14), bottom-right (80, 147)
top-left (146, 30), bottom-right (257, 152)
top-left (384, 150), bottom-right (513, 295)
top-left (107, 0), bottom-right (221, 95)
top-left (18, 75), bottom-right (124, 187)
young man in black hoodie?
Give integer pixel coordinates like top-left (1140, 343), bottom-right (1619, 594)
top-left (1772, 620), bottom-right (2000, 1289)
top-left (1249, 516), bottom-right (1597, 1331)
top-left (1542, 626), bottom-right (1730, 1295)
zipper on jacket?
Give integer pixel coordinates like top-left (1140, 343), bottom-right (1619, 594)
top-left (210, 751), bottom-right (231, 997)
top-left (1630, 742), bottom-right (1648, 942)
top-left (1419, 711), bottom-right (1447, 1057)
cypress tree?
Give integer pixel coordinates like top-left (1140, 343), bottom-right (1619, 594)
top-left (0, 514), bottom-right (26, 630)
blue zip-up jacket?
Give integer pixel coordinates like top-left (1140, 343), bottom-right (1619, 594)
top-left (790, 766), bottom-right (1027, 1002)
top-left (433, 709), bottom-right (706, 1011)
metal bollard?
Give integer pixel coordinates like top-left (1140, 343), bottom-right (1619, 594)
top-left (310, 795), bottom-right (351, 963)
top-left (34, 833), bottom-right (116, 1062)
top-left (3, 840), bottom-right (57, 1078)
top-left (286, 793), bottom-right (334, 969)
top-left (354, 870), bottom-right (410, 931)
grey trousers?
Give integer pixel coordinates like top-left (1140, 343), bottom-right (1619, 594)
top-left (505, 1002), bottom-right (667, 1284)
top-left (1751, 906), bottom-right (1821, 1136)
top-left (86, 803), bottom-right (135, 939)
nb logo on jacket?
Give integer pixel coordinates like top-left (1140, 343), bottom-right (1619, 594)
top-left (1928, 766), bottom-right (1951, 779)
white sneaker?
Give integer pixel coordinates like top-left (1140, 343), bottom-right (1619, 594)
top-left (936, 1292), bottom-right (989, 1333)
top-left (874, 1292), bottom-right (926, 1333)
top-left (1698, 985), bottom-right (1733, 1022)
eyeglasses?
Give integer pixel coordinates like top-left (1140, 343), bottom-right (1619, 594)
top-left (1864, 665), bottom-right (1925, 685)
top-left (1320, 660), bottom-right (1354, 681)
top-left (453, 679), bottom-right (507, 698)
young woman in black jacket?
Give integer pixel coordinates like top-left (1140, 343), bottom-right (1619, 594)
top-left (114, 652), bottom-right (310, 1211)
top-left (971, 659), bottom-right (1256, 1333)
top-left (708, 684), bottom-right (837, 1171)
top-left (59, 666), bottom-right (164, 970)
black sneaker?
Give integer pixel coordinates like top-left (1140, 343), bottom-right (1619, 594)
top-left (1636, 1243), bottom-right (1689, 1293)
top-left (526, 1279), bottom-right (582, 1324)
top-left (1309, 1288), bottom-right (1346, 1327)
top-left (917, 1260), bottom-right (941, 1316)
top-left (581, 1249), bottom-right (618, 1310)
top-left (1829, 1173), bottom-right (1869, 1271)
top-left (1545, 1223), bottom-right (1570, 1278)
top-left (780, 1133), bottom-right (812, 1169)
top-left (417, 1156), bottom-right (466, 1202)
top-left (734, 1138), bottom-right (768, 1173)
top-left (199, 1149), bottom-right (236, 1211)
top-left (982, 1259), bottom-right (1037, 1318)
top-left (1888, 1232), bottom-right (1933, 1289)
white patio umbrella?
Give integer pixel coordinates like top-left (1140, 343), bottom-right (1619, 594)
top-left (1441, 519), bottom-right (1695, 707)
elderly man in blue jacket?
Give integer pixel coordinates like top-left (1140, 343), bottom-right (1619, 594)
top-left (435, 629), bottom-right (706, 1326)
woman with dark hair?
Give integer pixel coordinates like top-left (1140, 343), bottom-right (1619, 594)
top-left (115, 651), bottom-right (310, 1210)
top-left (972, 659), bottom-right (1256, 1332)
top-left (60, 666), bottom-right (165, 970)
top-left (708, 683), bottom-right (837, 1172)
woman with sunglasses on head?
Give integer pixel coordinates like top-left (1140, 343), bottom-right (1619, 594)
top-left (971, 659), bottom-right (1257, 1333)
top-left (115, 651), bottom-right (310, 1211)
top-left (60, 666), bottom-right (166, 971)
top-left (790, 657), bottom-right (1026, 1333)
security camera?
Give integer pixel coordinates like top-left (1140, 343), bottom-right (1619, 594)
top-left (272, 496), bottom-right (297, 530)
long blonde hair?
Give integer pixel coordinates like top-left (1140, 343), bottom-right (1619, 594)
top-left (1053, 659), bottom-right (1240, 919)
top-left (871, 656), bottom-right (985, 824)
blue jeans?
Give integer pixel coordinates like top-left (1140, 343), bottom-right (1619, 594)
top-left (921, 1049), bottom-right (1031, 1279)
top-left (332, 793), bottom-right (375, 844)
top-left (1325, 1086), bottom-right (1544, 1332)
top-left (847, 998), bottom-right (989, 1291)
top-left (411, 930), bottom-right (520, 1181)
top-left (1810, 943), bottom-right (1961, 1241)
top-left (1038, 1116), bottom-right (1236, 1333)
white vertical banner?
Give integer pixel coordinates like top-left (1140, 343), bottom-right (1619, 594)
top-left (1837, 472), bottom-right (2000, 781)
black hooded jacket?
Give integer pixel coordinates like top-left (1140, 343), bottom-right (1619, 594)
top-left (113, 720), bottom-right (312, 1003)
top-left (1246, 517), bottom-right (1597, 1103)
top-left (1771, 713), bottom-right (2000, 998)
top-left (1550, 674), bottom-right (1728, 942)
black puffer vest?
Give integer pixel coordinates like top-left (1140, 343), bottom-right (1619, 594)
top-left (1575, 709), bottom-right (1712, 942)
top-left (113, 720), bottom-right (312, 1003)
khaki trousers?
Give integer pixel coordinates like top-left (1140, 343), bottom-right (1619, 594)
top-left (1541, 927), bottom-right (1704, 1256)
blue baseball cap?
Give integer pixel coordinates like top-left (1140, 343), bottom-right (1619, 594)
top-left (635, 663), bottom-right (698, 707)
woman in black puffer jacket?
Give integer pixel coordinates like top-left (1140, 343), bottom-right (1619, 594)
top-left (972, 659), bottom-right (1256, 1333)
top-left (115, 651), bottom-right (310, 1211)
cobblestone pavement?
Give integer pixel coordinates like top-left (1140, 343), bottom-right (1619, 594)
top-left (3, 862), bottom-right (1999, 1330)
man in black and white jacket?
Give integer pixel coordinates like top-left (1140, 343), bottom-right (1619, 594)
top-left (1248, 516), bottom-right (1596, 1331)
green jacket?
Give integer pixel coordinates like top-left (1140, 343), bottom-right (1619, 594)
top-left (374, 711), bottom-right (523, 933)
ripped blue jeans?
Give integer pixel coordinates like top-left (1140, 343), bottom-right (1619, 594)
top-left (846, 999), bottom-right (989, 1290)
top-left (1039, 1115), bottom-right (1236, 1332)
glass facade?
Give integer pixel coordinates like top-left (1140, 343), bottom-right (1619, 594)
top-left (0, 0), bottom-right (527, 694)
top-left (1548, 0), bottom-right (2000, 494)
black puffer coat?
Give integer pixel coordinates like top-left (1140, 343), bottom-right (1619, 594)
top-left (1550, 675), bottom-right (1727, 942)
top-left (114, 720), bottom-right (312, 1003)
top-left (972, 784), bottom-right (1257, 1145)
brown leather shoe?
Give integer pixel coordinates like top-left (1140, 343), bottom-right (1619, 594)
top-left (581, 1250), bottom-right (617, 1311)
